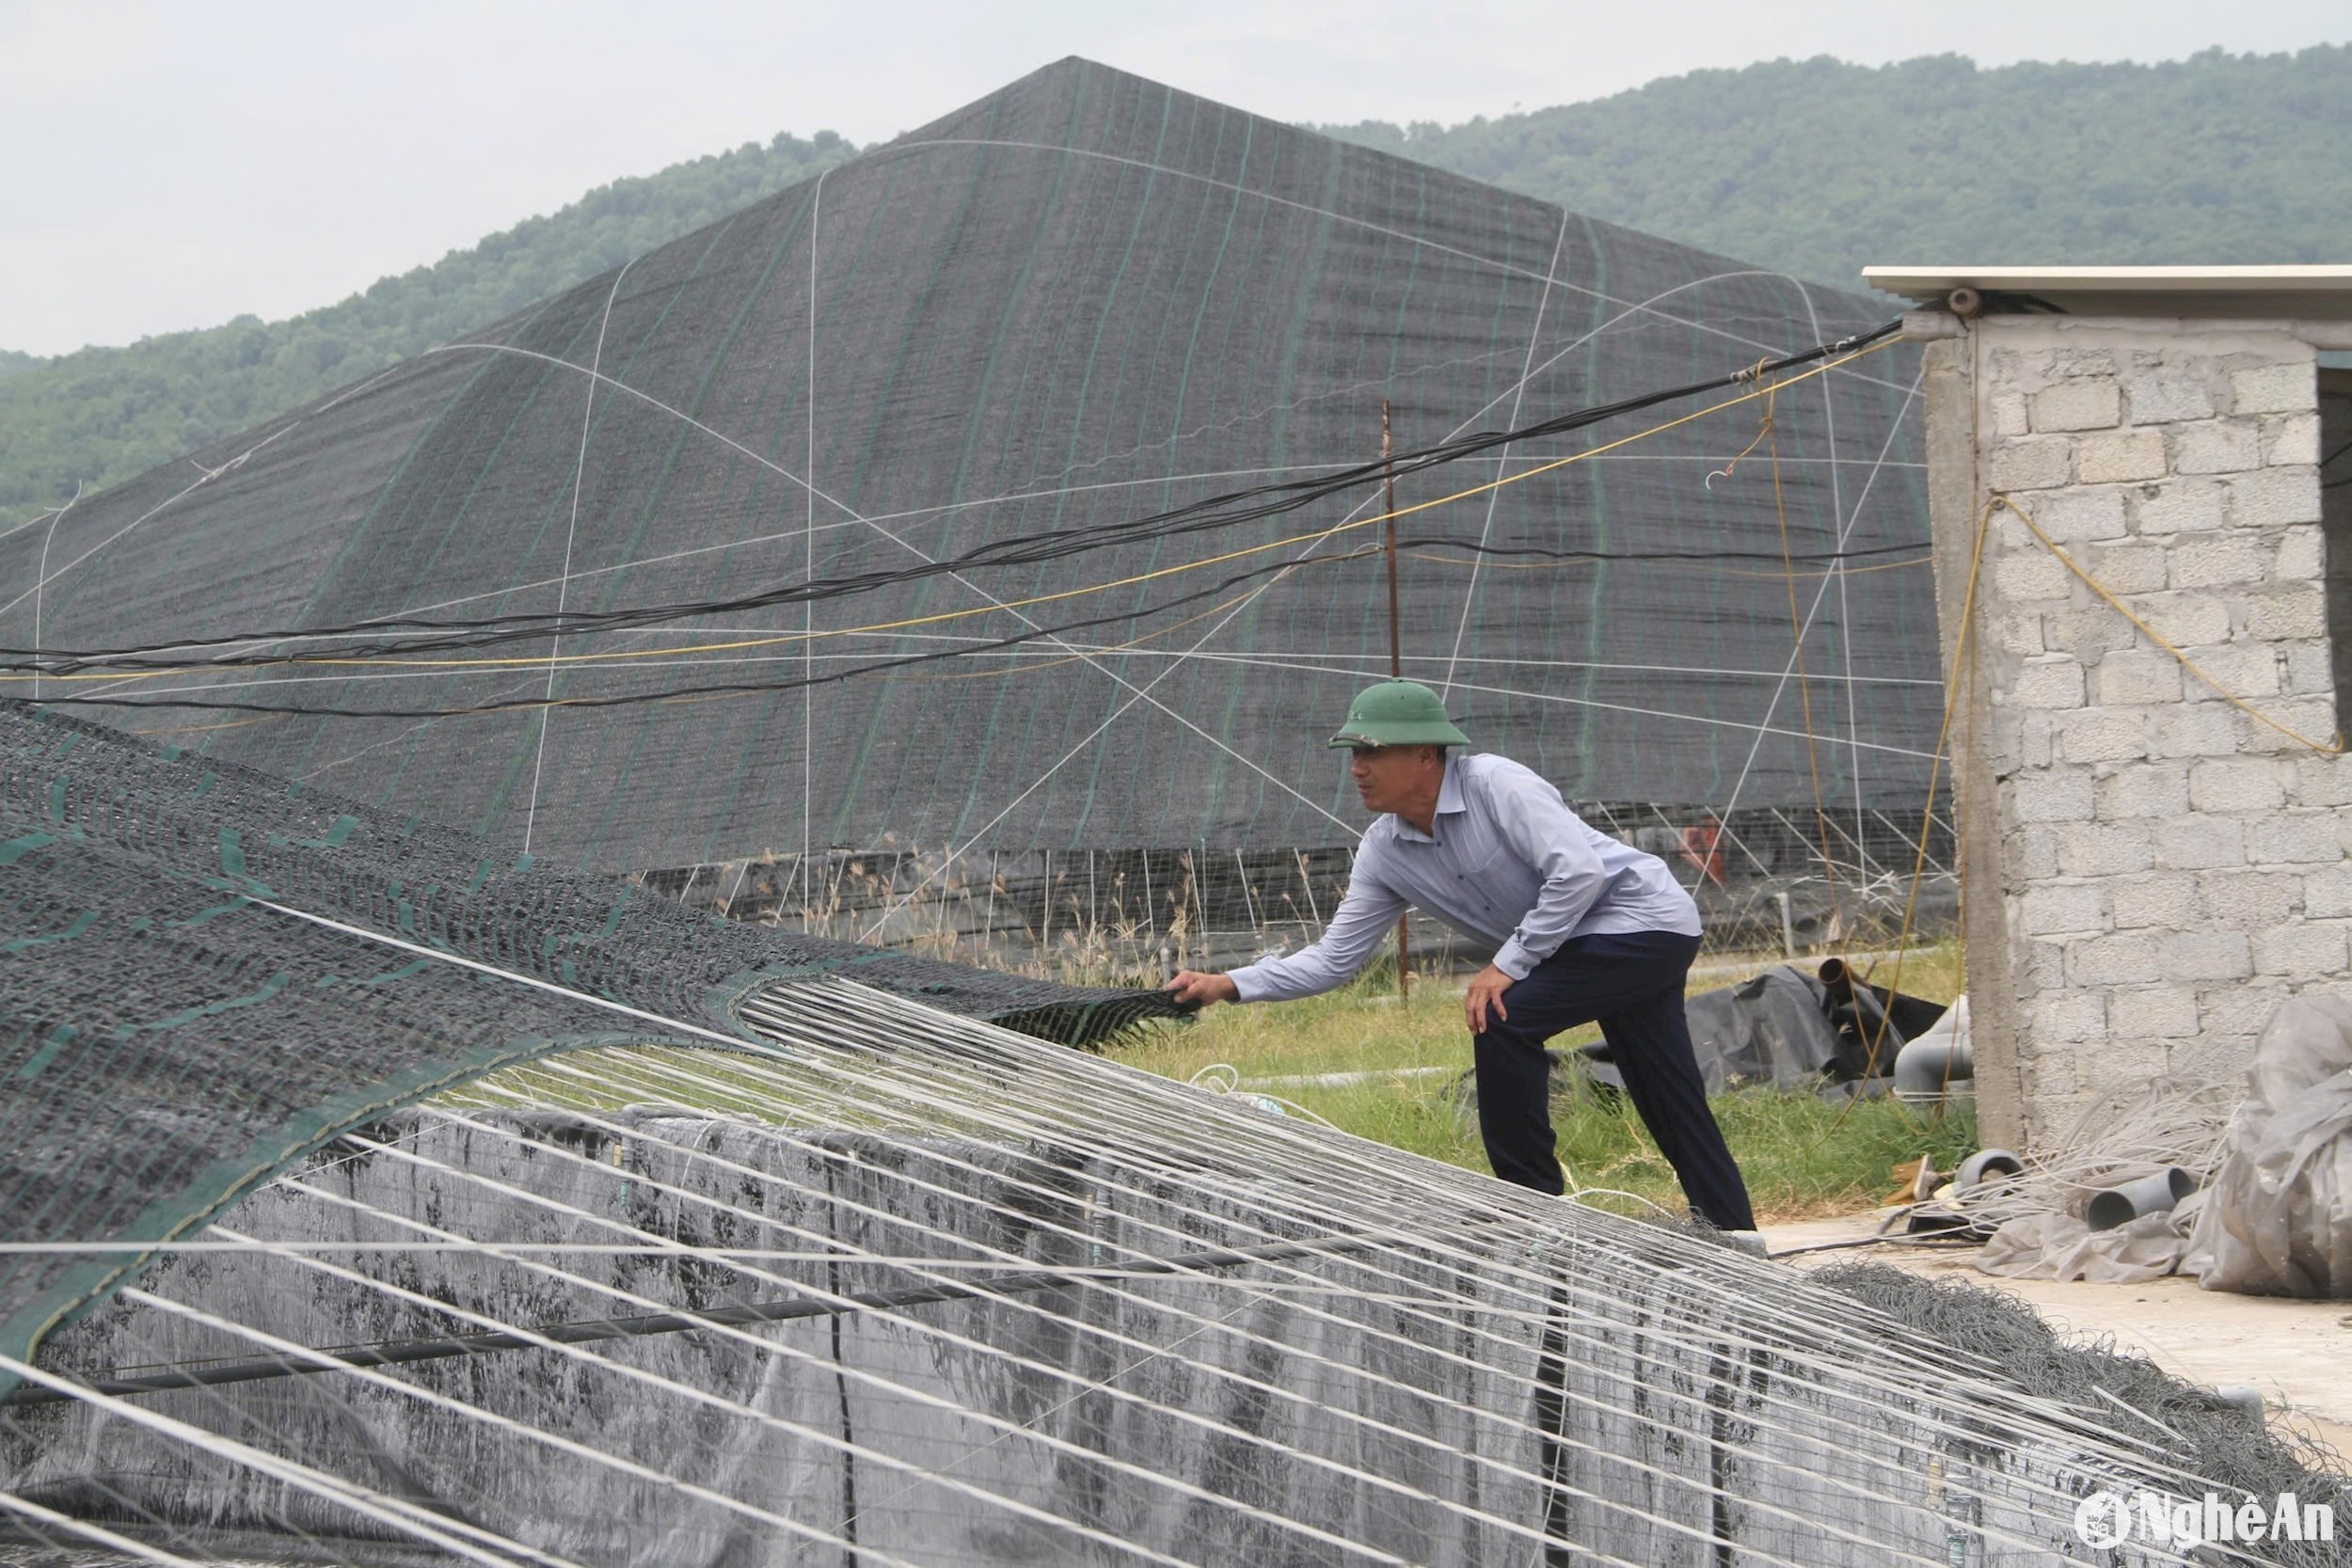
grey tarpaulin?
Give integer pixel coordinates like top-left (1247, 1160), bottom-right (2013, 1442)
top-left (1581, 963), bottom-right (1945, 1097)
top-left (1688, 964), bottom-right (1866, 1091)
top-left (1979, 1202), bottom-right (2206, 1286)
top-left (0, 58), bottom-right (1931, 872)
top-left (2190, 995), bottom-right (2352, 1298)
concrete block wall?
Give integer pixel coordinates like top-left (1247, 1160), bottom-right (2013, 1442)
top-left (1931, 317), bottom-right (2340, 1148)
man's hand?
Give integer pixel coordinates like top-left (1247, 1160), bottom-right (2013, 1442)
top-left (1168, 970), bottom-right (1239, 1009)
top-left (1465, 963), bottom-right (1514, 1034)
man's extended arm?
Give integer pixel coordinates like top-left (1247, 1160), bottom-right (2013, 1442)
top-left (1168, 857), bottom-right (1406, 1006)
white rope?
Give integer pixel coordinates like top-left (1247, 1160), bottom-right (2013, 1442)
top-left (523, 258), bottom-right (636, 854)
top-left (28, 479), bottom-right (81, 705)
top-left (329, 350), bottom-right (1376, 845)
top-left (1704, 361), bottom-right (1929, 846)
top-left (838, 293), bottom-right (1888, 930)
top-left (1439, 210), bottom-right (1569, 701)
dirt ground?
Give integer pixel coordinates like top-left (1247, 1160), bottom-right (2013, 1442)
top-left (1761, 1209), bottom-right (2352, 1469)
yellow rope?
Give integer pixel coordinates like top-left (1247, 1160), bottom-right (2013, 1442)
top-left (887, 578), bottom-right (1306, 685)
top-left (15, 339), bottom-right (1903, 690)
top-left (2000, 494), bottom-right (2344, 755)
top-left (1822, 494), bottom-right (1995, 1144)
top-left (1828, 482), bottom-right (2338, 1139)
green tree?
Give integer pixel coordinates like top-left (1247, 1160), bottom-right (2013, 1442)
top-left (9, 45), bottom-right (2351, 525)
top-left (1323, 46), bottom-right (2352, 289)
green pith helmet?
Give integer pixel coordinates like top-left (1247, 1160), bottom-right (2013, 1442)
top-left (1327, 680), bottom-right (1470, 749)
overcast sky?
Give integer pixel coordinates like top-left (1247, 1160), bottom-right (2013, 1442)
top-left (4, 0), bottom-right (2344, 357)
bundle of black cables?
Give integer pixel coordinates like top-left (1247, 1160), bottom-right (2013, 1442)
top-left (7, 318), bottom-right (1905, 719)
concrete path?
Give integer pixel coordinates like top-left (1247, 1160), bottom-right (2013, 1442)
top-left (1762, 1209), bottom-right (2352, 1468)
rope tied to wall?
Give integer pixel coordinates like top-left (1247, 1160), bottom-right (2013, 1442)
top-left (2000, 494), bottom-right (2346, 756)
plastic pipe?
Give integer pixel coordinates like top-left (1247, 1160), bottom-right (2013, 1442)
top-left (2084, 1167), bottom-right (2199, 1232)
top-left (1953, 1148), bottom-right (2023, 1191)
top-left (1820, 958), bottom-right (1904, 1072)
top-left (1892, 996), bottom-right (1972, 1105)
top-left (2215, 1385), bottom-right (2265, 1421)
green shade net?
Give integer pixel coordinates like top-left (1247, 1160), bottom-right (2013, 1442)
top-left (0, 702), bottom-right (1177, 1381)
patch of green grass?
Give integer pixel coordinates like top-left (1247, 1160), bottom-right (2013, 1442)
top-left (463, 946), bottom-right (1975, 1226)
top-left (1549, 1069), bottom-right (1979, 1223)
top-left (1113, 972), bottom-right (1507, 1082)
top-left (1108, 946), bottom-right (1977, 1224)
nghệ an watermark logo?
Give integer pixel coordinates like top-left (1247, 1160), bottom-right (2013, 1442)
top-left (2073, 1487), bottom-right (2333, 1549)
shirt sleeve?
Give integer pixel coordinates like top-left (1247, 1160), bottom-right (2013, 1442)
top-left (1225, 852), bottom-right (1407, 1003)
top-left (1485, 769), bottom-right (1611, 980)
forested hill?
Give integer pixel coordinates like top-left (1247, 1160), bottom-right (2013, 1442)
top-left (0, 132), bottom-right (855, 519)
top-left (6, 44), bottom-right (2347, 523)
top-left (1325, 46), bottom-right (2350, 292)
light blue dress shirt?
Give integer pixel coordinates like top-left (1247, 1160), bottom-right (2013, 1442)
top-left (1227, 752), bottom-right (1702, 1003)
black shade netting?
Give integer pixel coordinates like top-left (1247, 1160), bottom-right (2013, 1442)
top-left (0, 58), bottom-right (1932, 873)
top-left (0, 701), bottom-right (1177, 1376)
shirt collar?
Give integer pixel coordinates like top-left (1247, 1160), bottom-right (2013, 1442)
top-left (1391, 756), bottom-right (1468, 844)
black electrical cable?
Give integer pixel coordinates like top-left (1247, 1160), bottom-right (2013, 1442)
top-left (8, 321), bottom-right (1902, 677)
top-left (16, 536), bottom-right (1934, 721)
top-left (0, 531), bottom-right (1927, 681)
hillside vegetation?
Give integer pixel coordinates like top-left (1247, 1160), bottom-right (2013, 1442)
top-left (7, 45), bottom-right (2345, 523)
top-left (1327, 46), bottom-right (2350, 288)
top-left (0, 133), bottom-right (854, 519)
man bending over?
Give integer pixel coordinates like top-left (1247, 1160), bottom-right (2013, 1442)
top-left (1167, 679), bottom-right (1755, 1232)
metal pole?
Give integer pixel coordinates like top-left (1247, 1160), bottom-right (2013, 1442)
top-left (1383, 399), bottom-right (1410, 1001)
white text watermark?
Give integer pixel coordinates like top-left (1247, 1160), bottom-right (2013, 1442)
top-left (2073, 1489), bottom-right (2334, 1549)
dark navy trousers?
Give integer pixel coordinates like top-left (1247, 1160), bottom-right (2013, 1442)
top-left (1473, 928), bottom-right (1756, 1232)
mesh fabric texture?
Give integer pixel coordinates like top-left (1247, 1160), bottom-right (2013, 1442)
top-left (0, 58), bottom-right (1931, 871)
top-left (0, 701), bottom-right (1176, 1375)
